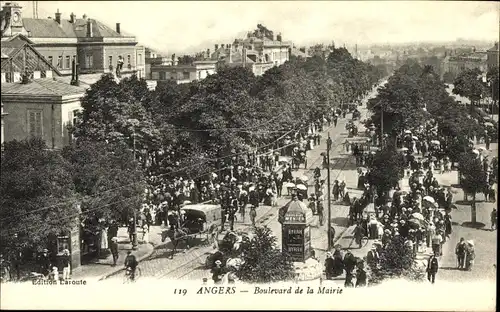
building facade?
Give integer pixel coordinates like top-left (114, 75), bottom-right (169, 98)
top-left (151, 60), bottom-right (217, 84)
top-left (1, 78), bottom-right (86, 149)
top-left (442, 52), bottom-right (488, 77)
top-left (1, 2), bottom-right (145, 78)
top-left (487, 42), bottom-right (499, 72)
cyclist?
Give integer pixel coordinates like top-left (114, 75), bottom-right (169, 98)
top-left (350, 222), bottom-right (365, 249)
top-left (124, 251), bottom-right (138, 281)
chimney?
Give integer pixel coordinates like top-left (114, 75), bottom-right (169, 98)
top-left (55, 9), bottom-right (61, 24)
top-left (206, 48), bottom-right (211, 59)
top-left (70, 59), bottom-right (79, 86)
top-left (116, 23), bottom-right (121, 34)
top-left (83, 14), bottom-right (87, 19)
top-left (86, 19), bottom-right (92, 37)
top-left (277, 33), bottom-right (282, 42)
top-left (215, 44), bottom-right (219, 51)
top-left (70, 12), bottom-right (76, 23)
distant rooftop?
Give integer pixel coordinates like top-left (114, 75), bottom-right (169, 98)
top-left (1, 78), bottom-right (87, 97)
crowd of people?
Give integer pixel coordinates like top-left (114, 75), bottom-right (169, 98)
top-left (319, 112), bottom-right (498, 286)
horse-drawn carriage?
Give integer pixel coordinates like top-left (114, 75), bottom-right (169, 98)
top-left (161, 204), bottom-right (222, 258)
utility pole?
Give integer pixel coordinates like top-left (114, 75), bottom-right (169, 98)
top-left (380, 106), bottom-right (384, 147)
top-left (131, 126), bottom-right (138, 250)
top-left (326, 134), bottom-right (332, 251)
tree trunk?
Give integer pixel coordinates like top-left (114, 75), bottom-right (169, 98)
top-left (471, 193), bottom-right (477, 224)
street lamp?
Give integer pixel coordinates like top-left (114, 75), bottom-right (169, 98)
top-left (326, 134), bottom-right (332, 251)
top-left (128, 118), bottom-right (140, 250)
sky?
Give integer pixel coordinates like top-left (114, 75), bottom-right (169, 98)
top-left (9, 1), bottom-right (500, 54)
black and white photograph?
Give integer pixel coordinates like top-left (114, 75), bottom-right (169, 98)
top-left (0, 1), bottom-right (498, 310)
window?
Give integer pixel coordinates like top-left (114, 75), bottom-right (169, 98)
top-left (183, 72), bottom-right (190, 80)
top-left (138, 54), bottom-right (142, 65)
top-left (85, 55), bottom-right (93, 68)
top-left (108, 56), bottom-right (113, 67)
top-left (28, 110), bottom-right (43, 137)
top-left (48, 56), bottom-right (53, 66)
top-left (65, 56), bottom-right (70, 69)
top-left (72, 109), bottom-right (79, 126)
top-left (57, 56), bottom-right (62, 68)
top-left (127, 55), bottom-right (131, 65)
top-left (159, 71), bottom-right (166, 80)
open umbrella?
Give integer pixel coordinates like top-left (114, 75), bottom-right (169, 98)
top-left (423, 196), bottom-right (435, 203)
top-left (296, 184), bottom-right (308, 191)
top-left (299, 175), bottom-right (309, 182)
top-left (285, 182), bottom-right (296, 188)
top-left (411, 212), bottom-right (424, 221)
top-left (397, 147), bottom-right (409, 152)
top-left (408, 218), bottom-right (422, 228)
top-left (484, 122), bottom-right (494, 127)
top-left (430, 140), bottom-right (440, 145)
top-left (412, 136), bottom-right (419, 140)
top-left (404, 130), bottom-right (412, 134)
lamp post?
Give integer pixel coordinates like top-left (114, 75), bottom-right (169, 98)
top-left (128, 119), bottom-right (139, 251)
top-left (326, 134), bottom-right (332, 251)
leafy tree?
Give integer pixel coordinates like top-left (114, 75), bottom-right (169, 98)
top-left (0, 138), bottom-right (80, 254)
top-left (366, 143), bottom-right (405, 202)
top-left (62, 140), bottom-right (145, 223)
top-left (237, 226), bottom-right (295, 283)
top-left (72, 74), bottom-right (161, 159)
top-left (370, 236), bottom-right (426, 285)
top-left (442, 71), bottom-right (456, 84)
top-left (458, 152), bottom-right (487, 223)
top-left (452, 68), bottom-right (486, 107)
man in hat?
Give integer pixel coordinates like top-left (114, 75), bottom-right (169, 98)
top-left (37, 248), bottom-right (51, 277)
top-left (61, 249), bottom-right (71, 281)
top-left (124, 251), bottom-right (138, 281)
top-left (491, 208), bottom-right (497, 231)
top-left (211, 260), bottom-right (224, 284)
top-left (110, 237), bottom-right (119, 266)
top-left (324, 252), bottom-right (335, 280)
top-left (455, 237), bottom-right (467, 269)
top-left (366, 245), bottom-right (379, 269)
top-left (426, 252), bottom-right (439, 284)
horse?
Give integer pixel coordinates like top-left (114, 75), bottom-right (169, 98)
top-left (161, 227), bottom-right (191, 259)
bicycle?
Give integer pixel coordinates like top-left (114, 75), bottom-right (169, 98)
top-left (348, 235), bottom-right (369, 249)
top-left (123, 267), bottom-right (142, 283)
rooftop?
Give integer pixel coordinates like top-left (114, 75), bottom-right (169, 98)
top-left (1, 78), bottom-right (87, 97)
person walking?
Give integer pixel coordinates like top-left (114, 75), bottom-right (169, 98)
top-left (61, 249), bottom-right (71, 281)
top-left (324, 252), bottom-right (334, 280)
top-left (110, 237), bottom-right (119, 267)
top-left (317, 198), bottom-right (324, 227)
top-left (455, 238), bottom-right (466, 270)
top-left (249, 206), bottom-right (257, 227)
top-left (491, 208), bottom-right (497, 231)
top-left (427, 252), bottom-right (439, 284)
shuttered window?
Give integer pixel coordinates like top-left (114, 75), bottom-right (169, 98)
top-left (28, 110), bottom-right (43, 137)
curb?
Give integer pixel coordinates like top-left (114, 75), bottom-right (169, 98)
top-left (98, 242), bottom-right (156, 281)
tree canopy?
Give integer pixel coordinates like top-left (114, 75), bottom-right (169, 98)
top-left (452, 68), bottom-right (486, 106)
top-left (0, 138), bottom-right (80, 251)
top-left (366, 142), bottom-right (405, 200)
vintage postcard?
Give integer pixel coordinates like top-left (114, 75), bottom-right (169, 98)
top-left (0, 0), bottom-right (498, 310)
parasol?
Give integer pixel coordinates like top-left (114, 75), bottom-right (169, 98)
top-left (408, 218), bottom-right (423, 228)
top-left (430, 140), bottom-right (440, 145)
top-left (285, 182), bottom-right (296, 188)
top-left (431, 156), bottom-right (437, 161)
top-left (412, 136), bottom-right (419, 140)
top-left (398, 147), bottom-right (409, 152)
top-left (472, 149), bottom-right (480, 155)
top-left (484, 122), bottom-right (494, 127)
top-left (423, 196), bottom-right (435, 203)
top-left (411, 212), bottom-right (424, 221)
top-left (299, 175), bottom-right (309, 182)
top-left (404, 130), bottom-right (412, 134)
top-left (296, 184), bottom-right (308, 191)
